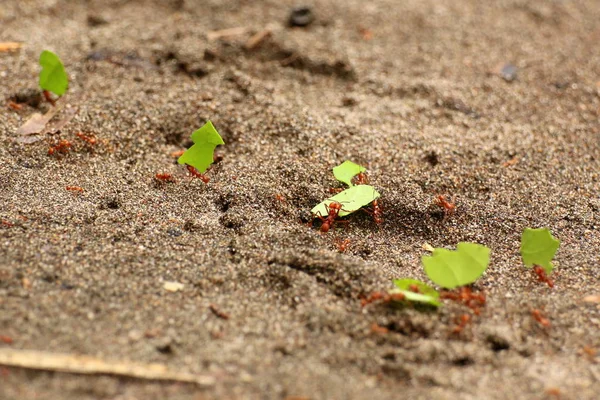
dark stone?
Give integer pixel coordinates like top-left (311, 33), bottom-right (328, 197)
top-left (289, 6), bottom-right (314, 27)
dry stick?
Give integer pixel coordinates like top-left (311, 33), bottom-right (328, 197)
top-left (0, 348), bottom-right (216, 386)
top-left (206, 27), bottom-right (247, 41)
top-left (0, 42), bottom-right (23, 52)
top-left (245, 29), bottom-right (272, 50)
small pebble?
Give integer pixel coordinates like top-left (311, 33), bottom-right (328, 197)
top-left (500, 63), bottom-right (518, 82)
top-left (289, 6), bottom-right (314, 27)
top-left (164, 281), bottom-right (184, 292)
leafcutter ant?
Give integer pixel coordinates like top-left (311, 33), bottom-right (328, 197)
top-left (186, 165), bottom-right (210, 183)
top-left (75, 132), bottom-right (97, 146)
top-left (65, 186), bottom-right (84, 193)
top-left (531, 309), bottom-right (551, 328)
top-left (361, 291), bottom-right (405, 307)
top-left (334, 238), bottom-right (351, 252)
top-left (362, 188), bottom-right (383, 224)
top-left (434, 195), bottom-right (456, 216)
top-left (154, 173), bottom-right (175, 183)
top-left (313, 201), bottom-right (349, 233)
top-left (352, 172), bottom-right (369, 185)
top-left (533, 265), bottom-right (554, 288)
top-left (440, 286), bottom-right (486, 315)
top-left (451, 314), bottom-right (471, 334)
top-left (408, 284), bottom-right (420, 293)
top-left (42, 90), bottom-right (56, 106)
top-left (48, 139), bottom-right (72, 156)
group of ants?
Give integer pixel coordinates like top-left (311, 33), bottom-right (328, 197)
top-left (305, 171), bottom-right (554, 336)
top-left (48, 138), bottom-right (554, 335)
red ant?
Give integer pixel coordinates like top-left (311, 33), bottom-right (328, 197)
top-left (451, 314), bottom-right (471, 334)
top-left (48, 139), bottom-right (72, 156)
top-left (186, 165), bottom-right (210, 183)
top-left (408, 284), bottom-right (421, 293)
top-left (361, 291), bottom-right (405, 307)
top-left (76, 132), bottom-right (97, 146)
top-left (441, 287), bottom-right (486, 315)
top-left (43, 90), bottom-right (56, 106)
top-left (154, 173), bottom-right (175, 183)
top-left (171, 149), bottom-right (185, 158)
top-left (371, 199), bottom-right (383, 224)
top-left (531, 309), bottom-right (551, 328)
top-left (352, 172), bottom-right (369, 185)
top-left (275, 194), bottom-right (286, 202)
top-left (362, 193), bottom-right (383, 224)
top-left (7, 101), bottom-right (22, 111)
top-left (533, 265), bottom-right (554, 288)
top-left (370, 323), bottom-right (389, 335)
top-left (66, 186), bottom-right (84, 193)
top-left (314, 201), bottom-right (348, 233)
top-left (1, 220), bottom-right (14, 228)
top-left (0, 335), bottom-right (13, 344)
top-left (334, 238), bottom-right (351, 252)
top-left (434, 195), bottom-right (456, 215)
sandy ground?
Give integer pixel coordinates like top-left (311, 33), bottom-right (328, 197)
top-left (1, 0), bottom-right (599, 399)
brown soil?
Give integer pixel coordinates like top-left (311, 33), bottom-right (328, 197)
top-left (1, 1), bottom-right (599, 399)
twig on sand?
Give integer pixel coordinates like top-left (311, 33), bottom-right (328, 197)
top-left (245, 29), bottom-right (272, 50)
top-left (207, 27), bottom-right (247, 41)
top-left (0, 42), bottom-right (22, 52)
top-left (0, 348), bottom-right (216, 386)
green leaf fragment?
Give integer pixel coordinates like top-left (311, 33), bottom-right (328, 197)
top-left (311, 185), bottom-right (380, 218)
top-left (520, 228), bottom-right (559, 274)
top-left (332, 160), bottom-right (366, 187)
top-left (39, 50), bottom-right (68, 96)
top-left (393, 279), bottom-right (440, 298)
top-left (391, 279), bottom-right (441, 307)
top-left (177, 121), bottom-right (224, 174)
top-left (422, 242), bottom-right (490, 289)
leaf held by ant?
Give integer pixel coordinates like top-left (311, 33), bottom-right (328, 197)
top-left (422, 242), bottom-right (490, 289)
top-left (177, 121), bottom-right (224, 174)
top-left (311, 184), bottom-right (380, 218)
top-left (520, 228), bottom-right (560, 274)
top-left (332, 160), bottom-right (366, 187)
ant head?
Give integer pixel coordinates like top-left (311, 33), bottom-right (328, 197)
top-left (329, 201), bottom-right (343, 210)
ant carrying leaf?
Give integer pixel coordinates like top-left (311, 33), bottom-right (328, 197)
top-left (39, 50), bottom-right (68, 103)
top-left (332, 160), bottom-right (366, 187)
top-left (520, 228), bottom-right (560, 274)
top-left (422, 242), bottom-right (491, 289)
top-left (178, 121), bottom-right (224, 182)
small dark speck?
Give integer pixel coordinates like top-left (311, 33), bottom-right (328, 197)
top-left (106, 199), bottom-right (120, 209)
top-left (61, 282), bottom-right (76, 290)
top-left (424, 151), bottom-right (439, 166)
top-left (452, 356), bottom-right (475, 366)
top-left (167, 228), bottom-right (183, 237)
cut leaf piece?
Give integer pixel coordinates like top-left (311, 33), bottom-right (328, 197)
top-left (39, 50), bottom-right (68, 96)
top-left (393, 279), bottom-right (440, 299)
top-left (520, 228), bottom-right (559, 274)
top-left (178, 121), bottom-right (224, 174)
top-left (311, 185), bottom-right (379, 218)
top-left (391, 279), bottom-right (441, 307)
top-left (422, 242), bottom-right (490, 289)
top-left (388, 289), bottom-right (441, 307)
top-left (332, 160), bottom-right (366, 187)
